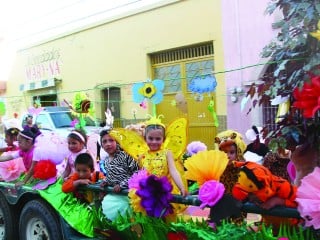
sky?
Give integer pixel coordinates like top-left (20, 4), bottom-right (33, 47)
top-left (0, 0), bottom-right (162, 80)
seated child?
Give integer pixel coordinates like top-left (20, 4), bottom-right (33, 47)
top-left (0, 127), bottom-right (20, 153)
top-left (62, 152), bottom-right (104, 203)
top-left (99, 129), bottom-right (139, 220)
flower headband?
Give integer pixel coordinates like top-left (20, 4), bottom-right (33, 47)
top-left (70, 130), bottom-right (86, 143)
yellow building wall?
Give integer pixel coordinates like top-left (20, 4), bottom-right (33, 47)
top-left (5, 0), bottom-right (226, 148)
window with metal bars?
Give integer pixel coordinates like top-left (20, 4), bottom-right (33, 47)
top-left (151, 42), bottom-right (214, 65)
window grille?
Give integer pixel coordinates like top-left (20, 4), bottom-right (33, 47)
top-left (151, 42), bottom-right (214, 64)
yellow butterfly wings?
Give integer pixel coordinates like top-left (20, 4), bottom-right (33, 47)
top-left (109, 117), bottom-right (188, 161)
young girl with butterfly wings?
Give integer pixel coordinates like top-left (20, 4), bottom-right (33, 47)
top-left (110, 116), bottom-right (188, 217)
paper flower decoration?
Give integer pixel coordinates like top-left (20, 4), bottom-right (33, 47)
top-left (33, 160), bottom-right (57, 180)
top-left (184, 150), bottom-right (228, 186)
top-left (167, 232), bottom-right (188, 240)
top-left (128, 170), bottom-right (150, 215)
top-left (128, 169), bottom-right (149, 189)
top-left (186, 141), bottom-right (207, 156)
top-left (136, 174), bottom-right (173, 218)
top-left (310, 20), bottom-right (320, 40)
top-left (293, 75), bottom-right (320, 118)
top-left (132, 79), bottom-right (165, 104)
top-left (32, 177), bottom-right (57, 190)
top-left (188, 75), bottom-right (217, 94)
top-left (0, 158), bottom-right (25, 182)
top-left (296, 167), bottom-right (320, 229)
top-left (199, 180), bottom-right (225, 209)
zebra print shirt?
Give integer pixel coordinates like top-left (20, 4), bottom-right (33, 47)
top-left (102, 150), bottom-right (139, 189)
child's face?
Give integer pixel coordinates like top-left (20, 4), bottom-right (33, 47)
top-left (75, 163), bottom-right (92, 179)
top-left (221, 144), bottom-right (238, 163)
top-left (101, 134), bottom-right (117, 156)
top-left (5, 134), bottom-right (15, 146)
top-left (68, 137), bottom-right (84, 153)
top-left (17, 135), bottom-right (33, 151)
top-left (145, 128), bottom-right (164, 151)
top-left (26, 116), bottom-right (33, 125)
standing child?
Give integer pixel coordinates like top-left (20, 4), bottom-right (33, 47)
top-left (110, 116), bottom-right (188, 219)
top-left (61, 129), bottom-right (89, 179)
top-left (62, 152), bottom-right (104, 203)
top-left (99, 129), bottom-right (139, 220)
top-left (140, 121), bottom-right (187, 197)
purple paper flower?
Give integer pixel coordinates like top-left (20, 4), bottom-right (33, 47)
top-left (199, 180), bottom-right (225, 209)
top-left (186, 141), bottom-right (207, 156)
top-left (136, 174), bottom-right (173, 218)
top-left (128, 169), bottom-right (149, 189)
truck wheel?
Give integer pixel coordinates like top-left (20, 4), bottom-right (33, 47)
top-left (19, 199), bottom-right (63, 240)
top-left (0, 194), bottom-right (17, 239)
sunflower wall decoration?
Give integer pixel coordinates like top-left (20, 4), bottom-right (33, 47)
top-left (132, 79), bottom-right (165, 112)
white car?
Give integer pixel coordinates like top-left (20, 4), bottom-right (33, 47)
top-left (23, 106), bottom-right (100, 138)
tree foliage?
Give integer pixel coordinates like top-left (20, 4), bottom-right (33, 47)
top-left (251, 1), bottom-right (320, 148)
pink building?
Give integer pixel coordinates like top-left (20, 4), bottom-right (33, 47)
top-left (221, 0), bottom-right (276, 138)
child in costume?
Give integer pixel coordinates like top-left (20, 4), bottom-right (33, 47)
top-left (0, 128), bottom-right (46, 186)
top-left (140, 119), bottom-right (187, 196)
top-left (110, 116), bottom-right (188, 218)
top-left (99, 129), bottom-right (139, 220)
top-left (62, 152), bottom-right (104, 203)
top-left (214, 130), bottom-right (247, 194)
top-left (61, 129), bottom-right (90, 179)
top-left (232, 161), bottom-right (298, 232)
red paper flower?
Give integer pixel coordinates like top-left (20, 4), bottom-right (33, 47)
top-left (293, 75), bottom-right (320, 118)
top-left (167, 232), bottom-right (187, 240)
top-left (33, 160), bottom-right (57, 180)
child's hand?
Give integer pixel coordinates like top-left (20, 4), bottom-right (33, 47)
top-left (100, 181), bottom-right (108, 187)
top-left (260, 196), bottom-right (285, 210)
top-left (78, 179), bottom-right (92, 186)
top-left (113, 184), bottom-right (121, 193)
top-left (180, 188), bottom-right (188, 197)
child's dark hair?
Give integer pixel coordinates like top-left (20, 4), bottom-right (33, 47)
top-left (99, 129), bottom-right (122, 151)
top-left (68, 129), bottom-right (87, 146)
top-left (19, 127), bottom-right (38, 143)
top-left (99, 129), bottom-right (110, 141)
top-left (75, 153), bottom-right (94, 171)
top-left (145, 124), bottom-right (165, 137)
top-left (5, 128), bottom-right (20, 137)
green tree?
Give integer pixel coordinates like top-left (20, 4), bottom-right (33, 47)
top-left (250, 1), bottom-right (320, 148)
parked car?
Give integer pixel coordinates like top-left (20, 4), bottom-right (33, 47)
top-left (22, 106), bottom-right (100, 137)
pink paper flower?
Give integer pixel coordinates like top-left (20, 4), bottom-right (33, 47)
top-left (128, 169), bottom-right (149, 189)
top-left (0, 158), bottom-right (25, 182)
top-left (199, 180), bottom-right (225, 209)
